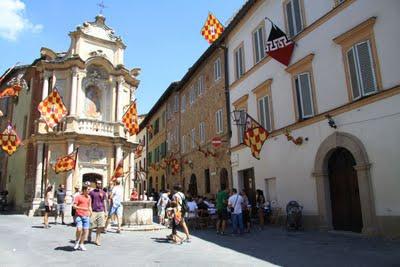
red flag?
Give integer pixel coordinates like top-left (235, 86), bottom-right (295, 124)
top-left (122, 101), bottom-right (139, 136)
top-left (265, 18), bottom-right (295, 66)
top-left (243, 114), bottom-right (269, 160)
top-left (201, 13), bottom-right (224, 44)
top-left (112, 160), bottom-right (124, 181)
top-left (53, 149), bottom-right (78, 174)
top-left (0, 124), bottom-right (21, 156)
top-left (38, 89), bottom-right (68, 128)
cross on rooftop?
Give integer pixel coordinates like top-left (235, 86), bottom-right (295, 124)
top-left (97, 0), bottom-right (107, 15)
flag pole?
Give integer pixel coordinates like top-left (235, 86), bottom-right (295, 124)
top-left (0, 62), bottom-right (20, 84)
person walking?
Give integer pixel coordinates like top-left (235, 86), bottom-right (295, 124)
top-left (256, 189), bottom-right (266, 229)
top-left (228, 188), bottom-right (244, 235)
top-left (73, 185), bottom-right (92, 251)
top-left (171, 185), bottom-right (190, 242)
top-left (88, 180), bottom-right (106, 246)
top-left (54, 184), bottom-right (66, 225)
top-left (216, 186), bottom-right (229, 235)
top-left (43, 185), bottom-right (53, 229)
top-left (157, 189), bottom-right (170, 225)
top-left (105, 179), bottom-right (123, 233)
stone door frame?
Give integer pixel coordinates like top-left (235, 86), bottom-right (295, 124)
top-left (312, 132), bottom-right (377, 235)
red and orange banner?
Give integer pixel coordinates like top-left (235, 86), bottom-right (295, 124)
top-left (38, 89), bottom-right (68, 129)
top-left (54, 149), bottom-right (78, 174)
top-left (122, 101), bottom-right (139, 136)
top-left (0, 124), bottom-right (21, 156)
top-left (201, 12), bottom-right (224, 44)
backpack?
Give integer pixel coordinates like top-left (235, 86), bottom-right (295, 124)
top-left (178, 192), bottom-right (189, 215)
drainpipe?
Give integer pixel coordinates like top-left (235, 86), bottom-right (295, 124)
top-left (223, 44), bottom-right (231, 138)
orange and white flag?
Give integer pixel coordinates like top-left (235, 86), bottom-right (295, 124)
top-left (122, 101), bottom-right (139, 136)
top-left (53, 149), bottom-right (78, 174)
top-left (201, 12), bottom-right (224, 44)
top-left (0, 124), bottom-right (21, 156)
top-left (111, 160), bottom-right (124, 181)
top-left (38, 89), bottom-right (68, 129)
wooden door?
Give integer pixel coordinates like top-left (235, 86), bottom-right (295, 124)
top-left (243, 168), bottom-right (256, 206)
top-left (328, 148), bottom-right (363, 232)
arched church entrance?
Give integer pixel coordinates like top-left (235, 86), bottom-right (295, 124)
top-left (313, 132), bottom-right (376, 234)
top-left (82, 173), bottom-right (102, 188)
top-left (328, 147), bottom-right (362, 232)
top-left (188, 174), bottom-right (197, 197)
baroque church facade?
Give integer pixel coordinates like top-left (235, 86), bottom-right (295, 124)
top-left (1, 15), bottom-right (140, 214)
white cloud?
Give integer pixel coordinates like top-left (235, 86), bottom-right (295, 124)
top-left (0, 0), bottom-right (43, 41)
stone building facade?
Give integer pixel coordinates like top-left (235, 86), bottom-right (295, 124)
top-left (1, 15), bottom-right (140, 214)
top-left (178, 47), bottom-right (231, 198)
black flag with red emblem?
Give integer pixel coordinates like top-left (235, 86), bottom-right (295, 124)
top-left (264, 18), bottom-right (295, 66)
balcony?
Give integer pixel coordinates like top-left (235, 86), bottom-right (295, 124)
top-left (35, 116), bottom-right (131, 139)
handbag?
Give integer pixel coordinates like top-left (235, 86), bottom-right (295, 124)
top-left (229, 194), bottom-right (240, 213)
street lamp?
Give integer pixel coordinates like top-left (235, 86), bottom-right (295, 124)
top-left (231, 109), bottom-right (246, 126)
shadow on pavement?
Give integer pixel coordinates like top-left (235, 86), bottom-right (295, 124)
top-left (187, 226), bottom-right (400, 266)
top-left (54, 246), bottom-right (75, 252)
top-left (31, 226), bottom-right (46, 229)
top-left (151, 237), bottom-right (171, 244)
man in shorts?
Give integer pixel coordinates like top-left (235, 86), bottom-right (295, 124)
top-left (55, 184), bottom-right (66, 225)
top-left (73, 185), bottom-right (92, 251)
top-left (216, 185), bottom-right (229, 235)
top-left (157, 189), bottom-right (170, 225)
top-left (88, 180), bottom-right (106, 246)
top-left (105, 179), bottom-right (123, 233)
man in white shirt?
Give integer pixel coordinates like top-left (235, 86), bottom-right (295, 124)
top-left (105, 179), bottom-right (123, 233)
top-left (157, 190), bottom-right (170, 225)
top-left (228, 188), bottom-right (244, 234)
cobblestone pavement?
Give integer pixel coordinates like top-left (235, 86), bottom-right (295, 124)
top-left (0, 215), bottom-right (399, 267)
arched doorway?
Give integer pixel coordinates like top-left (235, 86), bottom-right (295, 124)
top-left (313, 132), bottom-right (376, 234)
top-left (328, 147), bottom-right (362, 232)
top-left (155, 176), bottom-right (159, 192)
top-left (82, 173), bottom-right (102, 188)
top-left (149, 177), bottom-right (153, 192)
top-left (220, 168), bottom-right (229, 191)
top-left (188, 174), bottom-right (197, 197)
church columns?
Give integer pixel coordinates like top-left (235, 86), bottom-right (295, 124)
top-left (42, 72), bottom-right (50, 100)
top-left (129, 151), bottom-right (135, 191)
top-left (29, 142), bottom-right (45, 216)
top-left (70, 67), bottom-right (78, 116)
top-left (116, 76), bottom-right (124, 122)
top-left (115, 144), bottom-right (123, 164)
top-left (111, 76), bottom-right (117, 122)
top-left (65, 140), bottom-right (75, 207)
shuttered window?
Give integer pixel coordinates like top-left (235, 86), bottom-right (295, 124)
top-left (191, 128), bottom-right (196, 149)
top-left (215, 109), bottom-right (223, 134)
top-left (181, 135), bottom-right (186, 154)
top-left (295, 72), bottom-right (314, 119)
top-left (214, 58), bottom-right (222, 81)
top-left (258, 96), bottom-right (272, 132)
top-left (234, 46), bottom-right (245, 80)
top-left (347, 40), bottom-right (377, 100)
top-left (181, 94), bottom-right (186, 112)
top-left (199, 122), bottom-right (205, 144)
top-left (253, 25), bottom-right (266, 64)
top-left (285, 0), bottom-right (303, 37)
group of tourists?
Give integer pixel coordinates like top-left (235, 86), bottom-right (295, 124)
top-left (42, 179), bottom-right (124, 251)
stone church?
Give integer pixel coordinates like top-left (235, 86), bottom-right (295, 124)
top-left (0, 15), bottom-right (140, 215)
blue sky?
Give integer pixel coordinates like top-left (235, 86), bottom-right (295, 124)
top-left (0, 0), bottom-right (246, 114)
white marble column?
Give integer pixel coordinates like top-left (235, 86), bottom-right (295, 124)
top-left (111, 76), bottom-right (117, 122)
top-left (29, 142), bottom-right (44, 216)
top-left (75, 70), bottom-right (86, 117)
top-left (70, 67), bottom-right (78, 116)
top-left (116, 76), bottom-right (124, 122)
top-left (65, 140), bottom-right (75, 208)
top-left (129, 151), bottom-right (135, 191)
top-left (42, 73), bottom-right (50, 100)
top-left (115, 144), bottom-right (123, 165)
